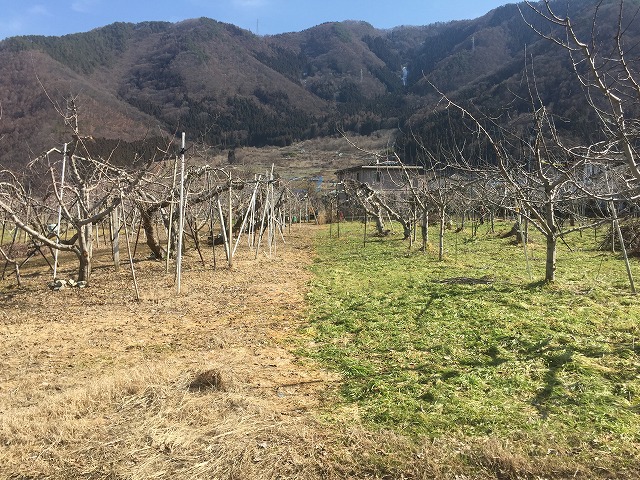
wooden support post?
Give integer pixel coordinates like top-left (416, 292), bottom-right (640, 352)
top-left (228, 173), bottom-right (233, 269)
top-left (363, 211), bottom-right (367, 247)
top-left (132, 214), bottom-right (143, 258)
top-left (337, 196), bottom-right (341, 239)
top-left (111, 207), bottom-right (120, 273)
top-left (422, 207), bottom-right (428, 252)
top-left (255, 182), bottom-right (270, 259)
top-left (267, 178), bottom-right (273, 257)
top-left (233, 181), bottom-right (259, 257)
top-left (95, 223), bottom-right (100, 249)
top-left (412, 204), bottom-right (417, 244)
top-left (269, 167), bottom-right (276, 257)
top-left (249, 177), bottom-right (258, 249)
top-left (166, 155), bottom-right (179, 274)
top-left (610, 200), bottom-right (636, 294)
top-left (210, 214), bottom-right (217, 270)
top-left (101, 218), bottom-right (108, 245)
top-left (217, 197), bottom-right (230, 263)
top-left (207, 174), bottom-right (217, 270)
top-left (122, 201), bottom-right (140, 301)
top-left (439, 206), bottom-right (445, 261)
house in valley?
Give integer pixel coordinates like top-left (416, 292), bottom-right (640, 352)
top-left (335, 160), bottom-right (424, 191)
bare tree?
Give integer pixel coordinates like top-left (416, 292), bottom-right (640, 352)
top-left (134, 161), bottom-right (245, 260)
top-left (337, 133), bottom-right (417, 240)
top-left (433, 82), bottom-right (608, 282)
top-left (0, 99), bottom-right (161, 284)
top-left (521, 0), bottom-right (640, 190)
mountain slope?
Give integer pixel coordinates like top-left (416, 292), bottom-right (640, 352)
top-left (0, 1), bottom-right (631, 168)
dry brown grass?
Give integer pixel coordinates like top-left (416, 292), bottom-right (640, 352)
top-left (0, 225), bottom-right (332, 478)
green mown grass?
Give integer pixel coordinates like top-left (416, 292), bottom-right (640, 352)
top-left (304, 220), bottom-right (640, 470)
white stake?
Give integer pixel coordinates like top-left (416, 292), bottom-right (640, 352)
top-left (217, 197), bottom-right (230, 261)
top-left (228, 172), bottom-right (233, 268)
top-left (165, 155), bottom-right (179, 274)
top-left (53, 144), bottom-right (67, 280)
top-left (233, 180), bottom-right (259, 256)
top-left (176, 132), bottom-right (186, 294)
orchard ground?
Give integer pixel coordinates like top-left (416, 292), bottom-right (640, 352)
top-left (1, 221), bottom-right (639, 479)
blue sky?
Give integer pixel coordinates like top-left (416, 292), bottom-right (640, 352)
top-left (0, 1), bottom-right (512, 40)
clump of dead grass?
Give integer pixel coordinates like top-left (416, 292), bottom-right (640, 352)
top-left (187, 368), bottom-right (227, 392)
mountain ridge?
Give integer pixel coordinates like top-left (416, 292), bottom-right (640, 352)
top-left (0, 1), bottom-right (628, 169)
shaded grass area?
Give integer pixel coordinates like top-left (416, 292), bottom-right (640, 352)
top-left (304, 221), bottom-right (640, 477)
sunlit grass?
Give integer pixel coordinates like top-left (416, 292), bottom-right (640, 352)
top-left (304, 220), bottom-right (640, 466)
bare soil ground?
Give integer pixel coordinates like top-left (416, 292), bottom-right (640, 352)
top-left (0, 225), bottom-right (397, 479)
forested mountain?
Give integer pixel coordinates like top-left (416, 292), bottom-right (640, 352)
top-left (0, 0), bottom-right (633, 168)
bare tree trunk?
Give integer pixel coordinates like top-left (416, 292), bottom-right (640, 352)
top-left (421, 208), bottom-right (428, 251)
top-left (77, 221), bottom-right (93, 282)
top-left (439, 206), bottom-right (446, 261)
top-left (545, 233), bottom-right (557, 283)
top-left (140, 209), bottom-right (166, 259)
top-left (544, 198), bottom-right (558, 282)
top-left (402, 221), bottom-right (411, 240)
top-left (373, 206), bottom-right (385, 235)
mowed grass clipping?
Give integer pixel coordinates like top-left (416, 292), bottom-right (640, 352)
top-left (304, 221), bottom-right (640, 468)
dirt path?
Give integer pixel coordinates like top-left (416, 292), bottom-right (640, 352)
top-left (0, 224), bottom-right (365, 479)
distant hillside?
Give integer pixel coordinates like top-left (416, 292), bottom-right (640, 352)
top-left (0, 0), bottom-right (631, 169)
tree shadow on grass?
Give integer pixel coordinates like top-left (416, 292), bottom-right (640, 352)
top-left (528, 341), bottom-right (574, 419)
top-left (526, 279), bottom-right (548, 290)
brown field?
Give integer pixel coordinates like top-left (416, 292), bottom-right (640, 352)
top-left (221, 131), bottom-right (398, 181)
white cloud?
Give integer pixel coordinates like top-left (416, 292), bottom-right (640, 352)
top-left (0, 6), bottom-right (50, 39)
top-left (28, 5), bottom-right (50, 16)
top-left (232, 0), bottom-right (269, 8)
top-left (71, 0), bottom-right (100, 13)
top-left (0, 18), bottom-right (24, 39)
